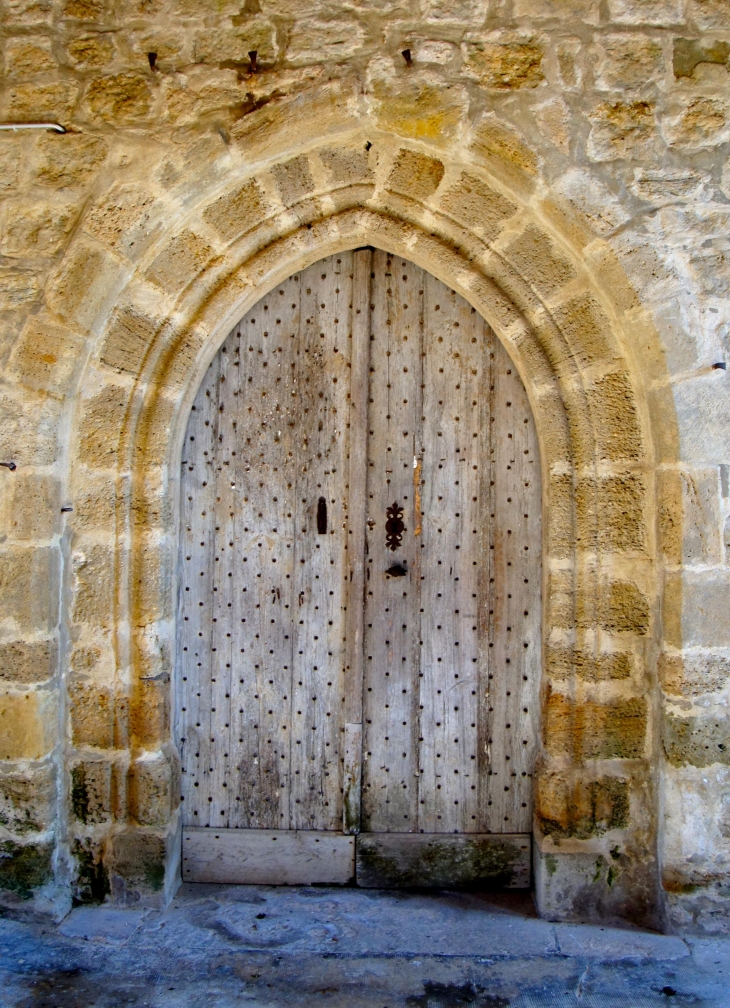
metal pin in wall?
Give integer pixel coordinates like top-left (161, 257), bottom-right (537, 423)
top-left (401, 49), bottom-right (412, 66)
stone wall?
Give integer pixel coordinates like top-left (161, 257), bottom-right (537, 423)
top-left (0, 0), bottom-right (728, 932)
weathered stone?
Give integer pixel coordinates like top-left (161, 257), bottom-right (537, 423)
top-left (318, 145), bottom-right (374, 186)
top-left (4, 0), bottom-right (54, 26)
top-left (594, 34), bottom-right (665, 90)
top-left (4, 81), bottom-right (79, 121)
top-left (0, 136), bottom-right (23, 195)
top-left (506, 226), bottom-right (576, 297)
top-left (5, 474), bottom-right (60, 541)
top-left (547, 645), bottom-right (633, 682)
top-left (370, 70), bottom-right (467, 144)
top-left (72, 543), bottom-right (114, 627)
top-left (0, 198), bottom-right (80, 258)
top-left (533, 98), bottom-right (571, 152)
top-left (0, 391), bottom-right (60, 467)
top-left (536, 772), bottom-right (630, 839)
top-left (0, 689), bottom-right (54, 760)
top-left (66, 33), bottom-right (115, 67)
top-left (421, 0), bottom-right (487, 24)
top-left (0, 765), bottom-right (55, 834)
top-left (0, 546), bottom-right (59, 633)
top-left (673, 37), bottom-right (730, 79)
top-left (71, 760), bottom-right (112, 824)
top-left (33, 133), bottom-right (108, 187)
top-left (72, 837), bottom-right (110, 904)
top-left (112, 829), bottom-right (166, 892)
top-left (470, 112), bottom-right (538, 180)
top-left (439, 172), bottom-right (516, 240)
top-left (556, 37), bottom-right (582, 89)
top-left (665, 570), bottom-right (730, 648)
top-left (83, 184), bottom-right (157, 257)
top-left (595, 580), bottom-right (650, 635)
top-left (193, 22), bottom-right (276, 65)
top-left (145, 230), bottom-right (213, 294)
top-left (99, 306), bottom-right (157, 376)
top-left (47, 242), bottom-right (126, 332)
top-left (85, 73), bottom-right (153, 124)
top-left (463, 38), bottom-right (544, 90)
top-left (202, 179), bottom-right (267, 244)
top-left (660, 653), bottom-right (730, 698)
top-left (576, 473), bottom-right (646, 552)
top-left (271, 156), bottom-right (315, 204)
top-left (129, 753), bottom-right (172, 827)
top-left (4, 36), bottom-right (57, 78)
top-left (607, 0), bottom-right (684, 24)
top-left (587, 370), bottom-right (643, 462)
top-left (387, 149), bottom-right (444, 200)
top-left (63, 0), bottom-right (104, 17)
top-left (287, 20), bottom-right (364, 65)
top-left (9, 314), bottom-right (86, 398)
top-left (662, 97), bottom-right (730, 149)
top-left (587, 101), bottom-right (657, 162)
top-left (0, 840), bottom-right (53, 898)
top-left (673, 373), bottom-right (730, 464)
top-left (664, 715), bottom-right (730, 768)
top-left (551, 293), bottom-right (614, 369)
top-left (0, 270), bottom-right (40, 311)
top-left (545, 690), bottom-right (648, 758)
top-left (78, 383), bottom-right (131, 467)
top-left (0, 640), bottom-right (57, 685)
top-left (689, 0), bottom-right (730, 29)
top-left (69, 679), bottom-right (115, 749)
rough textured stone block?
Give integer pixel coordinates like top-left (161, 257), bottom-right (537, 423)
top-left (593, 580), bottom-right (650, 635)
top-left (506, 225), bottom-right (576, 296)
top-left (319, 146), bottom-right (374, 186)
top-left (69, 680), bottom-right (114, 749)
top-left (85, 73), bottom-right (153, 124)
top-left (78, 383), bottom-right (131, 467)
top-left (545, 690), bottom-right (647, 758)
top-left (72, 543), bottom-right (114, 628)
top-left (607, 0), bottom-right (685, 25)
top-left (271, 156), bottom-right (315, 204)
top-left (536, 771), bottom-right (630, 838)
top-left (665, 570), bottom-right (730, 648)
top-left (286, 19), bottom-right (364, 64)
top-left (547, 645), bottom-right (633, 682)
top-left (576, 473), bottom-right (646, 552)
top-left (129, 753), bottom-right (172, 827)
top-left (587, 371), bottom-right (644, 462)
top-left (203, 179), bottom-right (266, 244)
top-left (0, 839), bottom-right (53, 898)
top-left (193, 22), bottom-right (276, 64)
top-left (594, 34), bottom-right (665, 89)
top-left (0, 546), bottom-right (59, 633)
top-left (664, 715), bottom-right (730, 768)
top-left (9, 314), bottom-right (86, 398)
top-left (99, 306), bottom-right (157, 376)
top-left (463, 38), bottom-right (544, 89)
top-left (48, 242), bottom-right (126, 332)
top-left (551, 293), bottom-right (614, 369)
top-left (0, 764), bottom-right (55, 835)
top-left (0, 689), bottom-right (54, 760)
top-left (660, 653), bottom-right (730, 698)
top-left (0, 640), bottom-right (57, 686)
top-left (4, 36), bottom-right (56, 79)
top-left (470, 112), bottom-right (538, 180)
top-left (71, 760), bottom-right (112, 824)
top-left (371, 72), bottom-right (467, 144)
top-left (66, 33), bottom-right (115, 68)
top-left (387, 149), bottom-right (444, 200)
top-left (112, 829), bottom-right (166, 893)
top-left (145, 230), bottom-right (213, 294)
top-left (439, 172), bottom-right (516, 239)
top-left (4, 81), bottom-right (79, 121)
top-left (33, 134), bottom-right (108, 187)
top-left (674, 373), bottom-right (730, 464)
top-left (83, 184), bottom-right (157, 257)
top-left (587, 101), bottom-right (657, 162)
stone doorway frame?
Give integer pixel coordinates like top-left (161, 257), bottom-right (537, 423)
top-left (62, 121), bottom-right (671, 927)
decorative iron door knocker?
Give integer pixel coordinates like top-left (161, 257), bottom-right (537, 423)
top-left (385, 502), bottom-right (405, 551)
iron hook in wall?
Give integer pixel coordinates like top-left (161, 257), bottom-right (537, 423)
top-left (0, 461), bottom-right (16, 471)
top-left (401, 49), bottom-right (413, 67)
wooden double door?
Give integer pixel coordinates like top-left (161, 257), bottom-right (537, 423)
top-left (177, 250), bottom-right (541, 889)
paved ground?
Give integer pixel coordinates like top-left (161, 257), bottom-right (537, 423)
top-left (0, 884), bottom-right (728, 1007)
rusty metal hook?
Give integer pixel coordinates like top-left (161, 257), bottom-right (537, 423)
top-left (0, 461), bottom-right (16, 471)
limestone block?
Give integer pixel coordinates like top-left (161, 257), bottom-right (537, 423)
top-left (607, 0), bottom-right (685, 25)
top-left (4, 473), bottom-right (60, 541)
top-left (202, 179), bottom-right (267, 244)
top-left (665, 570), bottom-right (730, 648)
top-left (551, 169), bottom-right (630, 236)
top-left (47, 242), bottom-right (127, 333)
top-left (128, 30), bottom-right (187, 74)
top-left (546, 645), bottom-right (632, 682)
top-left (575, 473), bottom-right (646, 553)
top-left (4, 36), bottom-right (57, 79)
top-left (587, 100), bottom-right (658, 162)
top-left (85, 73), bottom-right (154, 124)
top-left (71, 759), bottom-right (112, 824)
top-left (439, 172), bottom-right (516, 240)
top-left (271, 156), bottom-right (315, 204)
top-left (661, 97), bottom-right (730, 149)
top-left (673, 372), bottom-right (730, 464)
top-left (0, 689), bottom-right (55, 760)
top-left (664, 715), bottom-right (730, 767)
top-left (145, 230), bottom-right (213, 294)
top-left (69, 679), bottom-right (114, 749)
top-left (551, 293), bottom-right (614, 369)
top-left (421, 0), bottom-right (488, 25)
top-left (33, 133), bottom-right (108, 188)
top-left (4, 0), bottom-right (54, 26)
top-left (597, 580), bottom-right (650, 635)
top-left (369, 67), bottom-right (467, 144)
top-left (83, 184), bottom-right (157, 259)
top-left (533, 98), bottom-right (571, 153)
top-left (0, 136), bottom-right (23, 196)
top-left (72, 836), bottom-right (109, 904)
top-left (0, 391), bottom-right (60, 467)
top-left (387, 149), bottom-right (444, 200)
top-left (62, 0), bottom-right (105, 17)
top-left (129, 752), bottom-right (172, 827)
top-left (0, 270), bottom-right (40, 311)
top-left (556, 37), bottom-right (583, 90)
top-left (463, 37), bottom-right (545, 90)
top-left (99, 306), bottom-right (157, 376)
top-left (66, 33), bottom-right (115, 68)
top-left (287, 20), bottom-right (364, 65)
top-left (77, 383), bottom-right (131, 467)
top-left (9, 314), bottom-right (86, 400)
top-left (586, 370), bottom-right (643, 462)
top-left (505, 225), bottom-right (576, 297)
top-left (660, 653), bottom-right (730, 698)
top-left (4, 81), bottom-right (79, 121)
top-left (544, 690), bottom-right (648, 758)
top-left (689, 0), bottom-right (730, 29)
top-left (0, 198), bottom-right (80, 259)
top-left (673, 37), bottom-right (730, 79)
top-left (0, 764), bottom-right (55, 834)
top-left (0, 640), bottom-right (57, 686)
top-left (72, 544), bottom-right (114, 628)
top-left (131, 678), bottom-right (168, 748)
top-left (546, 472), bottom-right (573, 558)
top-left (319, 145), bottom-right (374, 186)
top-left (470, 112), bottom-right (538, 185)
top-left (0, 546), bottom-right (59, 633)
top-left (0, 839), bottom-right (53, 898)
top-left (513, 0), bottom-right (599, 21)
top-left (679, 468), bottom-right (723, 564)
top-left (536, 771), bottom-right (629, 839)
top-left (111, 828), bottom-right (166, 893)
top-left (593, 34), bottom-right (666, 90)
top-left (192, 22), bottom-right (277, 65)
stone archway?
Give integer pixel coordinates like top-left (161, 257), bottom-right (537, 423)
top-left (59, 122), bottom-right (668, 927)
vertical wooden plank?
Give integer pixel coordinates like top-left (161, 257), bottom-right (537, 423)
top-left (342, 248), bottom-right (371, 833)
top-left (362, 251), bottom-right (422, 834)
